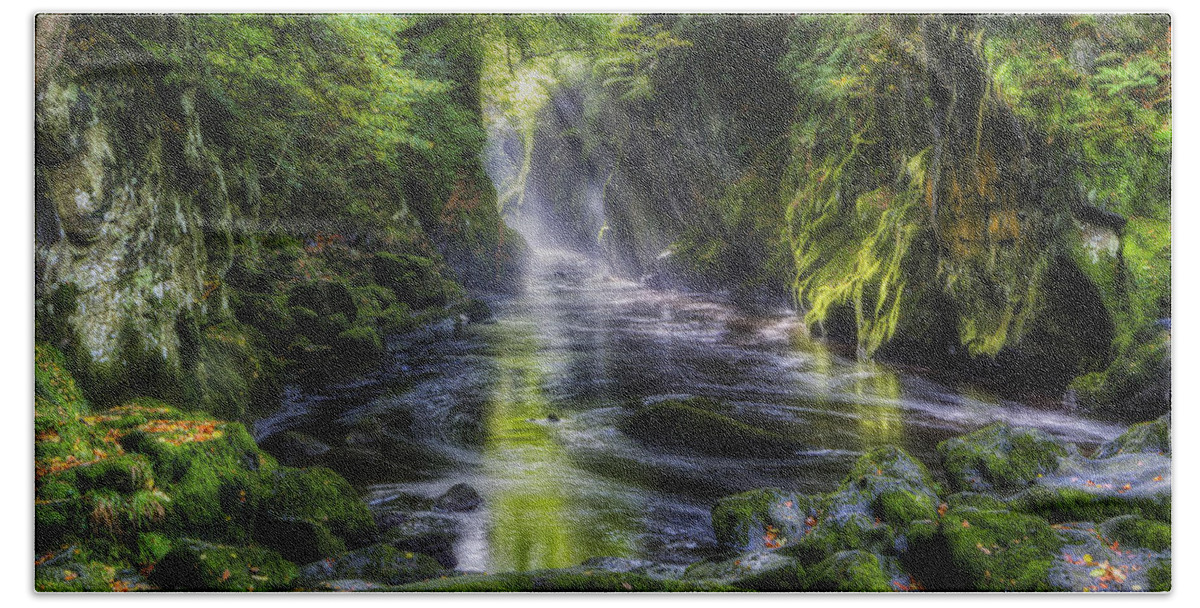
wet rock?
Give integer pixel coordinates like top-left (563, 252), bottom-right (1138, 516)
top-left (149, 539), bottom-right (298, 591)
top-left (1094, 414), bottom-right (1170, 458)
top-left (1048, 520), bottom-right (1170, 592)
top-left (940, 500), bottom-right (1063, 591)
top-left (255, 515), bottom-right (346, 565)
top-left (803, 550), bottom-right (892, 592)
top-left (711, 487), bottom-right (822, 552)
top-left (262, 467), bottom-right (377, 549)
top-left (684, 551), bottom-right (805, 591)
top-left (379, 512), bottom-right (460, 569)
top-left (395, 567), bottom-right (737, 592)
top-left (620, 398), bottom-right (805, 458)
top-left (35, 559), bottom-right (119, 592)
top-left (258, 431), bottom-right (330, 467)
top-left (1010, 452), bottom-right (1171, 522)
top-left (434, 483), bottom-right (482, 512)
top-left (1098, 514), bottom-right (1170, 552)
top-left (297, 544), bottom-right (444, 587)
top-left (578, 556), bottom-right (688, 580)
top-left (938, 423), bottom-right (1071, 493)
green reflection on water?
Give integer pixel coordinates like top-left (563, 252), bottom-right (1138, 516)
top-left (482, 324), bottom-right (635, 573)
top-left (789, 328), bottom-right (904, 450)
top-left (848, 361), bottom-right (904, 449)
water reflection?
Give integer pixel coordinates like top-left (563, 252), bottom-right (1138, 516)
top-left (482, 296), bottom-right (637, 572)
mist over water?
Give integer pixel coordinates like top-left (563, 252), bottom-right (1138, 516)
top-left (254, 120), bottom-right (1126, 574)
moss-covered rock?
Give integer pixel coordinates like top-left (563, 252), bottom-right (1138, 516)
top-left (710, 487), bottom-right (824, 551)
top-left (1010, 452), bottom-right (1171, 523)
top-left (1147, 560), bottom-right (1171, 592)
top-left (938, 424), bottom-right (1070, 492)
top-left (297, 544), bottom-right (444, 587)
top-left (803, 550), bottom-right (893, 592)
top-left (262, 467), bottom-right (377, 548)
top-left (1094, 414), bottom-right (1170, 458)
top-left (941, 503), bottom-right (1063, 591)
top-left (35, 559), bottom-right (118, 592)
top-left (684, 550), bottom-right (805, 591)
top-left (149, 539), bottom-right (298, 591)
top-left (620, 398), bottom-right (805, 458)
top-left (1098, 515), bottom-right (1170, 552)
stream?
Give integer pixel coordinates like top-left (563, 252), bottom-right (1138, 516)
top-left (255, 246), bottom-right (1126, 575)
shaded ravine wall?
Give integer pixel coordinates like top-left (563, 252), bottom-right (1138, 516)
top-left (35, 16), bottom-right (522, 419)
top-left (493, 15), bottom-right (1168, 416)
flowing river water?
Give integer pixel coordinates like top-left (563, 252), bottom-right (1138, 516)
top-left (256, 246), bottom-right (1127, 575)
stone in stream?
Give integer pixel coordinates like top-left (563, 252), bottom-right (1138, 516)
top-left (938, 423), bottom-right (1074, 493)
top-left (803, 550), bottom-right (893, 592)
top-left (1093, 414), bottom-right (1170, 458)
top-left (1046, 517), bottom-right (1171, 592)
top-left (683, 550), bottom-right (805, 591)
top-left (149, 539), bottom-right (299, 591)
top-left (258, 431), bottom-right (331, 467)
top-left (619, 397), bottom-right (805, 458)
top-left (434, 483), bottom-right (483, 512)
top-left (297, 543), bottom-right (445, 588)
top-left (710, 447), bottom-right (939, 557)
top-left (379, 512), bottom-right (461, 569)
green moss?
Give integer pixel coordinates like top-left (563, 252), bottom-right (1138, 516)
top-left (1147, 559), bottom-right (1171, 592)
top-left (75, 454), bottom-right (153, 494)
top-left (135, 532), bottom-right (172, 565)
top-left (938, 424), bottom-right (1068, 492)
top-left (297, 544), bottom-right (444, 587)
top-left (1011, 485), bottom-right (1171, 523)
top-left (1094, 414), bottom-right (1170, 458)
top-left (942, 505), bottom-right (1062, 591)
top-left (684, 551), bottom-right (805, 591)
top-left (263, 467), bottom-right (377, 547)
top-left (877, 488), bottom-right (937, 525)
top-left (1098, 515), bottom-right (1170, 552)
top-left (803, 550), bottom-right (892, 592)
top-left (35, 560), bottom-right (118, 592)
top-left (149, 539), bottom-right (298, 591)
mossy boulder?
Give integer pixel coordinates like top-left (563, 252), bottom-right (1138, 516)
top-left (941, 503), bottom-right (1063, 591)
top-left (710, 487), bottom-right (823, 551)
top-left (1048, 519), bottom-right (1170, 592)
top-left (35, 559), bottom-right (118, 592)
top-left (262, 467), bottom-right (377, 549)
top-left (684, 550), bottom-right (805, 591)
top-left (938, 424), bottom-right (1070, 492)
top-left (371, 252), bottom-right (450, 309)
top-left (297, 544), bottom-right (444, 587)
top-left (803, 550), bottom-right (893, 592)
top-left (255, 516), bottom-right (346, 565)
top-left (1147, 560), bottom-right (1171, 592)
top-left (1098, 515), bottom-right (1170, 552)
top-left (1094, 414), bottom-right (1170, 458)
top-left (287, 280), bottom-right (357, 320)
top-left (620, 398), bottom-right (805, 458)
top-left (1010, 452), bottom-right (1171, 523)
top-left (836, 447), bottom-right (940, 526)
top-left (149, 539), bottom-right (298, 591)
